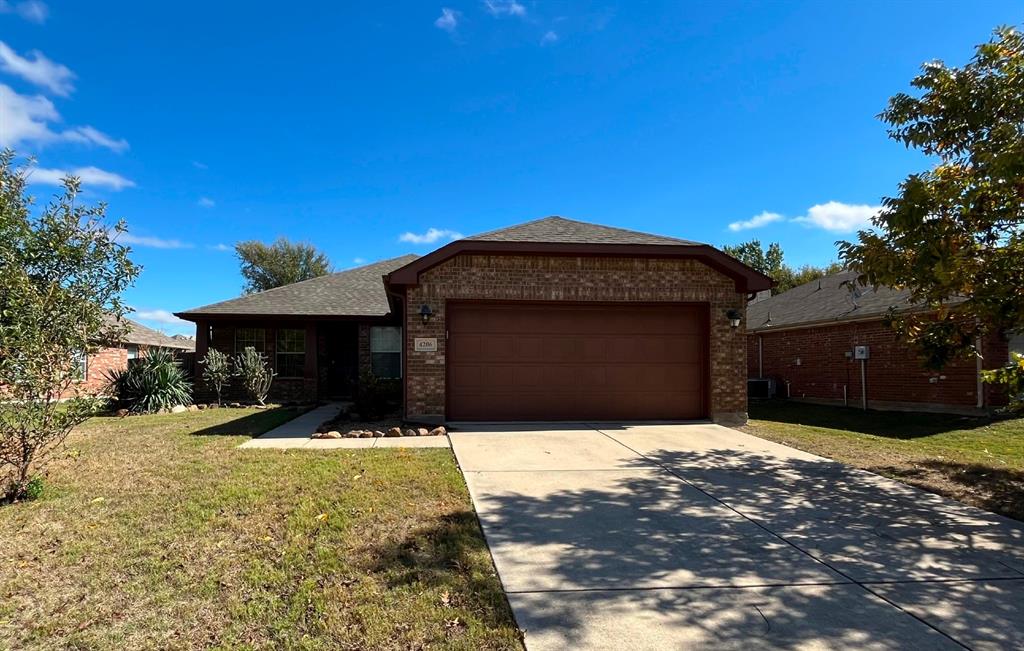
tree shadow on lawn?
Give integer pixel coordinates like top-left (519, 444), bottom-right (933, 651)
top-left (190, 406), bottom-right (306, 438)
top-left (446, 448), bottom-right (1024, 648)
top-left (749, 400), bottom-right (1001, 439)
top-left (362, 510), bottom-right (522, 642)
top-left (870, 459), bottom-right (1024, 522)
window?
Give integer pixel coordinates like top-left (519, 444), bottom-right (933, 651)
top-left (1010, 332), bottom-right (1024, 361)
top-left (72, 350), bottom-right (87, 381)
top-left (276, 329), bottom-right (306, 378)
top-left (234, 328), bottom-right (266, 353)
top-left (127, 345), bottom-right (139, 360)
top-left (370, 326), bottom-right (402, 378)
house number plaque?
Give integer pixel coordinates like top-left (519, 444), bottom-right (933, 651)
top-left (414, 338), bottom-right (438, 352)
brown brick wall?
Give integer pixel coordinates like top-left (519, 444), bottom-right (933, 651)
top-left (747, 320), bottom-right (1009, 410)
top-left (404, 254), bottom-right (748, 424)
top-left (198, 323), bottom-right (317, 403)
top-left (69, 346), bottom-right (127, 397)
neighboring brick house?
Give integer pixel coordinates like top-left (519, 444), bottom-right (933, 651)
top-left (178, 216), bottom-right (771, 424)
top-left (69, 317), bottom-right (195, 396)
top-left (746, 271), bottom-right (1020, 414)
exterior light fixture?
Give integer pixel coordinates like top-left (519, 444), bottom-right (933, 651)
top-left (419, 304), bottom-right (433, 324)
top-left (726, 308), bottom-right (742, 329)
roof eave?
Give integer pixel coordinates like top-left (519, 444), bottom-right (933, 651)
top-left (386, 241), bottom-right (773, 293)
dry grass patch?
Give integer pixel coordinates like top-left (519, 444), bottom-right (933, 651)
top-left (744, 401), bottom-right (1024, 521)
top-left (0, 408), bottom-right (521, 650)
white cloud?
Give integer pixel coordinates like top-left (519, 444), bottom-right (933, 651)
top-left (118, 233), bottom-right (192, 249)
top-left (0, 0), bottom-right (48, 23)
top-left (434, 7), bottom-right (459, 32)
top-left (209, 243), bottom-right (232, 252)
top-left (192, 160), bottom-right (208, 170)
top-left (793, 201), bottom-right (881, 233)
top-left (198, 196), bottom-right (215, 208)
top-left (0, 41), bottom-right (74, 95)
top-left (353, 257), bottom-right (367, 264)
top-left (27, 165), bottom-right (135, 190)
top-left (398, 227), bottom-right (463, 244)
top-left (540, 30), bottom-right (558, 45)
top-left (728, 211), bottom-right (784, 232)
top-left (0, 84), bottom-right (128, 151)
top-left (61, 125), bottom-right (129, 152)
top-left (133, 309), bottom-right (191, 328)
top-left (484, 0), bottom-right (525, 17)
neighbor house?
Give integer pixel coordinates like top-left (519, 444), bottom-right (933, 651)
top-left (746, 271), bottom-right (1021, 414)
top-left (69, 317), bottom-right (196, 396)
top-left (177, 216), bottom-right (772, 424)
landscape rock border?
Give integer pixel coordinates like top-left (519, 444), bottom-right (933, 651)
top-left (312, 425), bottom-right (447, 440)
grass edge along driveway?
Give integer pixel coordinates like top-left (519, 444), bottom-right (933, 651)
top-left (743, 401), bottom-right (1024, 522)
top-left (0, 407), bottom-right (522, 650)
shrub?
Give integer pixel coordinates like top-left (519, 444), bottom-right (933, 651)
top-left (982, 352), bottom-right (1024, 413)
top-left (200, 349), bottom-right (232, 405)
top-left (234, 346), bottom-right (275, 406)
top-left (355, 371), bottom-right (401, 420)
top-left (24, 476), bottom-right (44, 500)
top-left (107, 349), bottom-right (192, 414)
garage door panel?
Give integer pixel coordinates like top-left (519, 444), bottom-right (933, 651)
top-left (447, 303), bottom-right (707, 421)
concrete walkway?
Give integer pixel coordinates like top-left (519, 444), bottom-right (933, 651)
top-left (240, 403), bottom-right (449, 449)
top-left (450, 422), bottom-right (1024, 650)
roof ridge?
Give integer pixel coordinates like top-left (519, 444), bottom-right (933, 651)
top-left (463, 215), bottom-right (568, 241)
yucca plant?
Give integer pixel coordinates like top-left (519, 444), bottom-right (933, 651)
top-left (106, 349), bottom-right (192, 414)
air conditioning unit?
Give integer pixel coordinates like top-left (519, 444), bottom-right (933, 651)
top-left (748, 378), bottom-right (772, 399)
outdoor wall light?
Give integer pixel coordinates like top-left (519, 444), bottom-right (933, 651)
top-left (726, 308), bottom-right (742, 329)
top-left (419, 304), bottom-right (433, 325)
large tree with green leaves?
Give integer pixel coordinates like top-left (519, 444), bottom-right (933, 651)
top-left (0, 150), bottom-right (138, 500)
top-left (235, 237), bottom-right (331, 293)
top-left (723, 239), bottom-right (843, 294)
top-left (839, 26), bottom-right (1024, 371)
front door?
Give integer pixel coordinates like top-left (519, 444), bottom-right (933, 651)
top-left (320, 322), bottom-right (359, 398)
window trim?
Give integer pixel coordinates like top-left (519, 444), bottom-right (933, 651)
top-left (370, 326), bottom-right (402, 379)
top-left (275, 328), bottom-right (306, 379)
top-left (72, 350), bottom-right (88, 382)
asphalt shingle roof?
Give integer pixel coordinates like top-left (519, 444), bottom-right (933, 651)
top-left (746, 270), bottom-right (946, 331)
top-left (177, 255), bottom-right (418, 318)
top-left (466, 216), bottom-right (703, 246)
top-left (103, 315), bottom-right (196, 350)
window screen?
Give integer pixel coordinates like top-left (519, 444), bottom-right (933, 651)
top-left (370, 326), bottom-right (402, 378)
top-left (276, 329), bottom-right (305, 378)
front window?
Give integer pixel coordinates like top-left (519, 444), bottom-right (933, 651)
top-left (72, 350), bottom-right (87, 381)
top-left (276, 329), bottom-right (305, 378)
top-left (235, 328), bottom-right (266, 353)
top-left (370, 326), bottom-right (402, 378)
top-left (127, 345), bottom-right (139, 360)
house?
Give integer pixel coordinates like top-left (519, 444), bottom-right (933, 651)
top-left (746, 271), bottom-right (1020, 413)
top-left (71, 317), bottom-right (196, 396)
top-left (177, 216), bottom-right (772, 424)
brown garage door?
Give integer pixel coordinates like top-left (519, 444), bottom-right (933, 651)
top-left (447, 302), bottom-right (708, 421)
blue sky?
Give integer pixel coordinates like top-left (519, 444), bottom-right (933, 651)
top-left (2, 1), bottom-right (1021, 335)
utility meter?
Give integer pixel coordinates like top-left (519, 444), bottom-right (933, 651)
top-left (853, 345), bottom-right (870, 360)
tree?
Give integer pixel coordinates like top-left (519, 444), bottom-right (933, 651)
top-left (235, 237), bottom-right (330, 293)
top-left (200, 349), bottom-right (232, 405)
top-left (0, 150), bottom-right (138, 500)
top-left (723, 239), bottom-right (842, 294)
top-left (839, 26), bottom-right (1024, 371)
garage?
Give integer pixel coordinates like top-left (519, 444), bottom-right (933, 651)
top-left (446, 302), bottom-right (708, 421)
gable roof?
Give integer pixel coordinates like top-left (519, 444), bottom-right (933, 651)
top-left (175, 255), bottom-right (418, 320)
top-left (467, 216), bottom-right (702, 246)
top-left (746, 270), bottom-right (958, 332)
top-left (103, 315), bottom-right (195, 350)
top-left (389, 216), bottom-right (772, 292)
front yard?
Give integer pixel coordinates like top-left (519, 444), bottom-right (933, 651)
top-left (0, 408), bottom-right (521, 650)
top-left (744, 401), bottom-right (1024, 521)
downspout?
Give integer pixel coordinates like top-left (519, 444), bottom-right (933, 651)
top-left (976, 335), bottom-right (984, 409)
top-left (758, 335), bottom-right (763, 378)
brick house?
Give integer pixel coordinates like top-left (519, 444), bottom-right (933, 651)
top-left (69, 317), bottom-right (196, 396)
top-left (177, 217), bottom-right (772, 424)
top-left (746, 271), bottom-right (1022, 414)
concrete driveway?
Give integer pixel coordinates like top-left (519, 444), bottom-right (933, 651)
top-left (449, 422), bottom-right (1024, 650)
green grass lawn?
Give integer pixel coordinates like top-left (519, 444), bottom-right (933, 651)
top-left (0, 408), bottom-right (521, 650)
top-left (744, 400), bottom-right (1024, 521)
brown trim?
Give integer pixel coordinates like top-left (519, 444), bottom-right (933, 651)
top-left (443, 299), bottom-right (712, 421)
top-left (174, 312), bottom-right (398, 324)
top-left (386, 241), bottom-right (773, 293)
